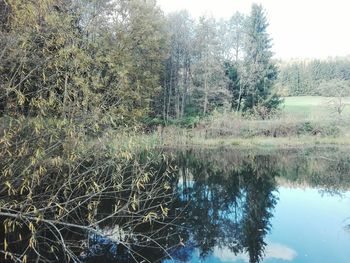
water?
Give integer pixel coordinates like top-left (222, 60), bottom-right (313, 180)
top-left (159, 148), bottom-right (350, 263)
top-left (5, 147), bottom-right (350, 263)
top-left (85, 147), bottom-right (350, 263)
top-left (267, 188), bottom-right (350, 263)
top-left (168, 187), bottom-right (350, 263)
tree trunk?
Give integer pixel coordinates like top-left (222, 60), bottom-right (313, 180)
top-left (162, 77), bottom-right (167, 123)
top-left (63, 74), bottom-right (68, 119)
top-left (175, 52), bottom-right (180, 119)
top-left (181, 58), bottom-right (190, 118)
top-left (237, 82), bottom-right (243, 112)
top-left (203, 68), bottom-right (208, 115)
top-left (166, 59), bottom-right (173, 121)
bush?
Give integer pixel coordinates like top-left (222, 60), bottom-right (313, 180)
top-left (191, 112), bottom-right (342, 139)
top-left (297, 121), bottom-right (314, 135)
top-left (0, 117), bottom-right (177, 262)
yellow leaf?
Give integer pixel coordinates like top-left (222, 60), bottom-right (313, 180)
top-left (4, 238), bottom-right (8, 251)
top-left (131, 202), bottom-right (136, 211)
top-left (160, 205), bottom-right (169, 217)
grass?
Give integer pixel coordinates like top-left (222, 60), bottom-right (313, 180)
top-left (150, 96), bottom-right (350, 149)
top-left (282, 96), bottom-right (350, 120)
top-left (190, 136), bottom-right (350, 149)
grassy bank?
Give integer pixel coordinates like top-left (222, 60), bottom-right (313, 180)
top-left (282, 96), bottom-right (350, 120)
top-left (143, 96), bottom-right (350, 149)
top-left (189, 136), bottom-right (350, 149)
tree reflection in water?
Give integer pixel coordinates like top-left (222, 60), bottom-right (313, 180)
top-left (5, 147), bottom-right (348, 262)
top-left (171, 150), bottom-right (278, 263)
top-left (83, 149), bottom-right (280, 263)
top-left (166, 147), bottom-right (350, 263)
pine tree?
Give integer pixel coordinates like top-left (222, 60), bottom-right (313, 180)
top-left (242, 4), bottom-right (281, 117)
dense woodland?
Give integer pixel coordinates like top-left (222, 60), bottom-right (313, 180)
top-left (0, 0), bottom-right (280, 126)
top-left (1, 0), bottom-right (350, 126)
top-left (276, 57), bottom-right (350, 97)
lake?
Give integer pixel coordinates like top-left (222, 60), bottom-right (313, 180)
top-left (82, 147), bottom-right (350, 263)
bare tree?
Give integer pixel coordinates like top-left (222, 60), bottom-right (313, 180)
top-left (319, 79), bottom-right (350, 115)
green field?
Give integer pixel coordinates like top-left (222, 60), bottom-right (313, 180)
top-left (149, 96), bottom-right (350, 149)
top-left (282, 96), bottom-right (350, 120)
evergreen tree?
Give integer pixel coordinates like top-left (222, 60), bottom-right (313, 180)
top-left (275, 57), bottom-right (350, 96)
top-left (242, 4), bottom-right (281, 116)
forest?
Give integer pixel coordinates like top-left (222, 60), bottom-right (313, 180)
top-left (276, 58), bottom-right (350, 96)
top-left (2, 0), bottom-right (349, 126)
top-left (1, 0), bottom-right (350, 263)
top-left (0, 0), bottom-right (281, 126)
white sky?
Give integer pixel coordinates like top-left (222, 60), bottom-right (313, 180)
top-left (157, 0), bottom-right (350, 60)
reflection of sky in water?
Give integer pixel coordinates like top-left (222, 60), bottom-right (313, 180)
top-left (213, 243), bottom-right (297, 262)
top-left (266, 187), bottom-right (350, 263)
top-left (165, 187), bottom-right (350, 263)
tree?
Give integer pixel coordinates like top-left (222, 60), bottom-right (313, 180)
top-left (219, 12), bottom-right (246, 111)
top-left (192, 16), bottom-right (231, 116)
top-left (0, 2), bottom-right (175, 262)
top-left (275, 57), bottom-right (350, 96)
top-left (241, 4), bottom-right (281, 116)
top-left (219, 12), bottom-right (246, 63)
top-left (319, 79), bottom-right (350, 115)
top-left (100, 0), bottom-right (169, 122)
top-left (159, 10), bottom-right (194, 122)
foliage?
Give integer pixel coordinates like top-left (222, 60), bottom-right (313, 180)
top-left (318, 79), bottom-right (350, 115)
top-left (241, 4), bottom-right (280, 116)
top-left (224, 61), bottom-right (241, 110)
top-left (275, 57), bottom-right (350, 96)
top-left (159, 10), bottom-right (193, 121)
top-left (0, 1), bottom-right (175, 262)
top-left (0, 0), bottom-right (168, 124)
top-left (154, 4), bottom-right (281, 123)
top-left (0, 117), bottom-right (177, 262)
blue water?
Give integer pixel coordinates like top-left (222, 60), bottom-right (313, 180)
top-left (164, 187), bottom-right (350, 263)
top-left (266, 188), bottom-right (350, 263)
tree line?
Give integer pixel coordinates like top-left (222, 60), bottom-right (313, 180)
top-left (275, 57), bottom-right (350, 97)
top-left (0, 0), bottom-right (280, 126)
top-left (160, 6), bottom-right (280, 122)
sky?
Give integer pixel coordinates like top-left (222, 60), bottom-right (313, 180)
top-left (157, 0), bottom-right (350, 60)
